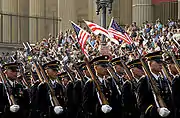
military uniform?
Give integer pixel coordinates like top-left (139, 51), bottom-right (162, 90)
top-left (34, 60), bottom-right (65, 118)
top-left (0, 62), bottom-right (30, 118)
top-left (137, 51), bottom-right (172, 118)
top-left (172, 75), bottom-right (180, 118)
top-left (165, 55), bottom-right (180, 118)
top-left (82, 55), bottom-right (113, 118)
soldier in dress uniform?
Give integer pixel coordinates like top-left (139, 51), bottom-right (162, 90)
top-left (29, 71), bottom-right (41, 118)
top-left (164, 55), bottom-right (180, 118)
top-left (0, 62), bottom-right (30, 118)
top-left (35, 60), bottom-right (65, 118)
top-left (119, 59), bottom-right (140, 118)
top-left (137, 51), bottom-right (171, 118)
top-left (111, 57), bottom-right (127, 85)
top-left (82, 55), bottom-right (113, 118)
top-left (58, 71), bottom-right (78, 118)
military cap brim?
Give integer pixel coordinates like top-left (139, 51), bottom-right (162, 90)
top-left (25, 71), bottom-right (31, 77)
top-left (75, 62), bottom-right (87, 70)
top-left (57, 72), bottom-right (70, 79)
top-left (43, 60), bottom-right (60, 70)
top-left (127, 59), bottom-right (142, 69)
top-left (2, 62), bottom-right (20, 71)
top-left (144, 51), bottom-right (163, 62)
top-left (164, 55), bottom-right (180, 64)
top-left (111, 56), bottom-right (126, 66)
top-left (90, 55), bottom-right (109, 65)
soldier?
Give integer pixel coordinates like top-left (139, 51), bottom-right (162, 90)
top-left (137, 51), bottom-right (171, 118)
top-left (119, 59), bottom-right (141, 118)
top-left (29, 71), bottom-right (41, 118)
top-left (0, 62), bottom-right (30, 118)
top-left (61, 63), bottom-right (84, 118)
top-left (82, 55), bottom-right (113, 118)
top-left (58, 71), bottom-right (74, 118)
top-left (75, 62), bottom-right (90, 83)
top-left (165, 55), bottom-right (180, 118)
top-left (111, 57), bottom-right (127, 85)
top-left (35, 60), bottom-right (65, 118)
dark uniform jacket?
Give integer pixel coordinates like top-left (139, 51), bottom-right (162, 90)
top-left (121, 79), bottom-right (140, 118)
top-left (137, 76), bottom-right (172, 118)
top-left (82, 77), bottom-right (113, 118)
top-left (0, 80), bottom-right (29, 118)
top-left (65, 79), bottom-right (84, 118)
top-left (172, 75), bottom-right (180, 118)
top-left (35, 81), bottom-right (65, 118)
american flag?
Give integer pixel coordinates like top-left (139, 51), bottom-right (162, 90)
top-left (84, 20), bottom-right (119, 45)
top-left (108, 18), bottom-right (133, 44)
top-left (71, 21), bottom-right (90, 52)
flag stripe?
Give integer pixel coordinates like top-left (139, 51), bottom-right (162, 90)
top-left (84, 20), bottom-right (119, 45)
top-left (108, 18), bottom-right (133, 44)
top-left (71, 21), bottom-right (90, 53)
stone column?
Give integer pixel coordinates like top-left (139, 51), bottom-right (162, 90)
top-left (29, 0), bottom-right (45, 44)
top-left (45, 0), bottom-right (58, 38)
top-left (178, 0), bottom-right (180, 19)
top-left (2, 0), bottom-right (18, 43)
top-left (58, 0), bottom-right (76, 33)
top-left (18, 0), bottom-right (29, 43)
top-left (92, 0), bottom-right (100, 25)
top-left (88, 0), bottom-right (93, 21)
top-left (132, 0), bottom-right (153, 26)
top-left (58, 0), bottom-right (65, 33)
top-left (0, 0), bottom-right (2, 42)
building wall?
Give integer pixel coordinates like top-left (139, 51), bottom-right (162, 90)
top-left (0, 0), bottom-right (179, 51)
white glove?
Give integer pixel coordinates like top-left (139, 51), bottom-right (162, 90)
top-left (54, 106), bottom-right (63, 114)
top-left (158, 107), bottom-right (170, 117)
top-left (10, 105), bottom-right (20, 112)
top-left (101, 105), bottom-right (112, 114)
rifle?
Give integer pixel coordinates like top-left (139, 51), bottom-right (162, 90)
top-left (161, 63), bottom-right (172, 94)
top-left (63, 64), bottom-right (76, 82)
top-left (19, 63), bottom-right (30, 88)
top-left (0, 66), bottom-right (17, 106)
top-left (84, 57), bottom-right (109, 105)
top-left (162, 43), bottom-right (180, 74)
top-left (73, 62), bottom-right (86, 83)
top-left (118, 56), bottom-right (138, 89)
top-left (106, 63), bottom-right (122, 96)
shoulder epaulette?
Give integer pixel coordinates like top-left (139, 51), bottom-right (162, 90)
top-left (145, 104), bottom-right (153, 114)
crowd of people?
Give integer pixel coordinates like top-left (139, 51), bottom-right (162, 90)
top-left (0, 18), bottom-right (179, 118)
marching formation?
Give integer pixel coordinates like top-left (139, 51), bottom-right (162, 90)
top-left (0, 18), bottom-right (180, 118)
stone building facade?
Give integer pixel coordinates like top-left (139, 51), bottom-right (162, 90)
top-left (0, 0), bottom-right (179, 52)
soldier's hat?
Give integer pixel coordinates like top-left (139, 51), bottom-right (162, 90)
top-left (90, 55), bottom-right (109, 66)
top-left (74, 62), bottom-right (87, 71)
top-left (164, 55), bottom-right (180, 64)
top-left (25, 71), bottom-right (31, 77)
top-left (144, 51), bottom-right (163, 62)
top-left (2, 62), bottom-right (20, 71)
top-left (127, 59), bottom-right (142, 69)
top-left (57, 72), bottom-right (70, 80)
top-left (42, 60), bottom-right (60, 71)
top-left (111, 56), bottom-right (126, 66)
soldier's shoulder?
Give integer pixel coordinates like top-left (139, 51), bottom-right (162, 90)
top-left (139, 75), bottom-right (147, 83)
top-left (123, 79), bottom-right (132, 85)
top-left (173, 74), bottom-right (180, 84)
top-left (84, 79), bottom-right (93, 86)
